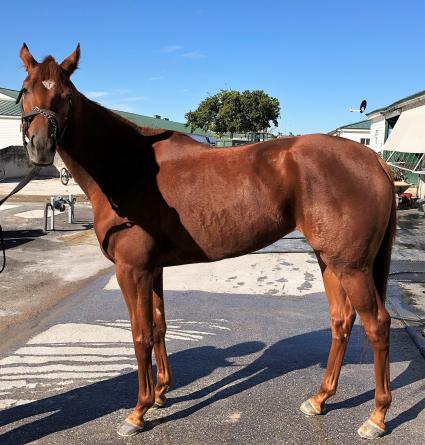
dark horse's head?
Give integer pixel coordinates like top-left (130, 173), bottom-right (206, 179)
top-left (18, 44), bottom-right (80, 166)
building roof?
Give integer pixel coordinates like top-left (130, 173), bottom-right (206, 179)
top-left (366, 89), bottom-right (425, 116)
top-left (328, 119), bottom-right (371, 134)
top-left (113, 110), bottom-right (209, 136)
top-left (0, 99), bottom-right (20, 117)
top-left (0, 87), bottom-right (19, 100)
top-left (0, 86), bottom-right (209, 135)
top-left (340, 120), bottom-right (371, 130)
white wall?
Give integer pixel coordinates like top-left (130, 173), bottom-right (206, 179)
top-left (369, 118), bottom-right (386, 154)
top-left (329, 129), bottom-right (371, 146)
top-left (0, 117), bottom-right (21, 149)
top-left (368, 96), bottom-right (425, 154)
top-left (338, 129), bottom-right (370, 145)
top-left (0, 146), bottom-right (58, 179)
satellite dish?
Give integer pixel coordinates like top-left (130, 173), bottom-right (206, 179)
top-left (359, 99), bottom-right (367, 113)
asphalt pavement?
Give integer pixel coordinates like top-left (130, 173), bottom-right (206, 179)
top-left (0, 182), bottom-right (424, 444)
top-left (0, 243), bottom-right (424, 444)
top-left (0, 201), bottom-right (111, 338)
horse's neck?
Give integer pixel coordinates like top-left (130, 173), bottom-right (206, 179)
top-left (58, 93), bottom-right (145, 201)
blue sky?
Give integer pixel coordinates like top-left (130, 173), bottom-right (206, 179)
top-left (1, 0), bottom-right (424, 134)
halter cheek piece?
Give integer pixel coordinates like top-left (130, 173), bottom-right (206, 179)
top-left (16, 88), bottom-right (72, 149)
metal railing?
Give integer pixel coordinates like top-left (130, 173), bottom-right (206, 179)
top-left (44, 194), bottom-right (76, 231)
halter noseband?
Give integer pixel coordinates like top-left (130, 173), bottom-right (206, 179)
top-left (16, 88), bottom-right (72, 149)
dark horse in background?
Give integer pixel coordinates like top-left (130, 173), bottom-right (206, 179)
top-left (17, 44), bottom-right (395, 440)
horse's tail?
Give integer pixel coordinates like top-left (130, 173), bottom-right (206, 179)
top-left (373, 158), bottom-right (397, 303)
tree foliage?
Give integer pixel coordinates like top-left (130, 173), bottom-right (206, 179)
top-left (185, 89), bottom-right (280, 136)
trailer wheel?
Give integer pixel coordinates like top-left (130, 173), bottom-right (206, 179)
top-left (60, 168), bottom-right (70, 186)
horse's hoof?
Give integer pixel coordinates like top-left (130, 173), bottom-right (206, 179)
top-left (153, 401), bottom-right (166, 409)
top-left (149, 398), bottom-right (166, 410)
top-left (152, 395), bottom-right (167, 409)
top-left (357, 419), bottom-right (386, 439)
top-left (300, 399), bottom-right (323, 416)
top-left (149, 402), bottom-right (166, 410)
top-left (117, 419), bottom-right (144, 437)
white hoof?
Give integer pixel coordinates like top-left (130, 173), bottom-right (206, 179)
top-left (300, 399), bottom-right (323, 416)
top-left (117, 419), bottom-right (144, 437)
top-left (357, 419), bottom-right (386, 439)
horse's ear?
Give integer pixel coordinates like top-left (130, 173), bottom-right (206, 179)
top-left (20, 43), bottom-right (38, 72)
top-left (60, 43), bottom-right (81, 76)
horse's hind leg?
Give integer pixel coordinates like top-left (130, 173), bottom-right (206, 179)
top-left (152, 267), bottom-right (172, 407)
top-left (339, 270), bottom-right (391, 439)
top-left (300, 264), bottom-right (356, 416)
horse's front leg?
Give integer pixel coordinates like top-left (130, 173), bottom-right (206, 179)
top-left (152, 267), bottom-right (172, 407)
top-left (115, 263), bottom-right (155, 437)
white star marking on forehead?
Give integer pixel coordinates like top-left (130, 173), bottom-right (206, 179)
top-left (42, 80), bottom-right (55, 90)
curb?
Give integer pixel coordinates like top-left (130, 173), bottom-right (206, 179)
top-left (387, 283), bottom-right (425, 359)
top-left (405, 326), bottom-right (425, 357)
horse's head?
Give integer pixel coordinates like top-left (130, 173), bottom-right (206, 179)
top-left (18, 44), bottom-right (80, 166)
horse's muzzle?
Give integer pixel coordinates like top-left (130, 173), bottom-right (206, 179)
top-left (27, 135), bottom-right (57, 166)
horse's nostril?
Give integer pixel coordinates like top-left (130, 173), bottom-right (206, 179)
top-left (31, 135), bottom-right (35, 145)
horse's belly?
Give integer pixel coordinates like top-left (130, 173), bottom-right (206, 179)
top-left (157, 149), bottom-right (296, 264)
top-left (159, 204), bottom-right (295, 266)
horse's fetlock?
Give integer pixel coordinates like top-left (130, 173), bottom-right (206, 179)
top-left (376, 392), bottom-right (392, 410)
top-left (322, 385), bottom-right (337, 397)
top-left (139, 393), bottom-right (155, 407)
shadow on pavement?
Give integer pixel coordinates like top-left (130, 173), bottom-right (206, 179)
top-left (0, 326), bottom-right (423, 444)
top-left (1, 229), bottom-right (46, 250)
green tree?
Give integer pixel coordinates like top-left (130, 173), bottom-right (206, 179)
top-left (185, 89), bottom-right (280, 137)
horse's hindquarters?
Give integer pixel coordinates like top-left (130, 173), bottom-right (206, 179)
top-left (291, 136), bottom-right (394, 271)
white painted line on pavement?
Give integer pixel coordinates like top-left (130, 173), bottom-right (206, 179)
top-left (0, 318), bottom-right (230, 409)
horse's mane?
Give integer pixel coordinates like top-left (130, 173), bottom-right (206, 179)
top-left (80, 92), bottom-right (176, 138)
top-left (36, 56), bottom-right (178, 139)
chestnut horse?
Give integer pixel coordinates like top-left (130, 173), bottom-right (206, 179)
top-left (18, 44), bottom-right (396, 440)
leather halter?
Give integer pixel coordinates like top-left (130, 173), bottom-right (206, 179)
top-left (16, 88), bottom-right (72, 149)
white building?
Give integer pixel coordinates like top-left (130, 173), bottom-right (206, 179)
top-left (0, 88), bottom-right (21, 149)
top-left (367, 90), bottom-right (425, 155)
top-left (328, 120), bottom-right (371, 147)
top-left (367, 90), bottom-right (425, 199)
